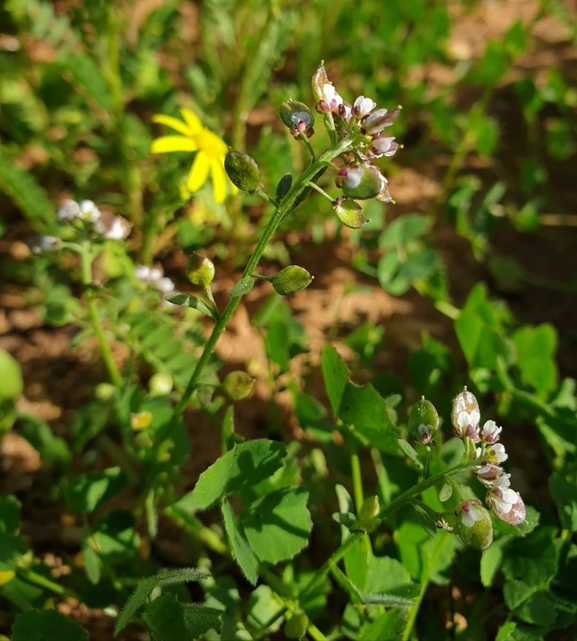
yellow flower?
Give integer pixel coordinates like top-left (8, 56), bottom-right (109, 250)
top-left (151, 108), bottom-right (238, 204)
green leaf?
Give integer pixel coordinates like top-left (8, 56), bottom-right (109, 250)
top-left (379, 214), bottom-right (431, 249)
top-left (320, 344), bottom-right (349, 416)
top-left (82, 539), bottom-right (100, 585)
top-left (12, 609), bottom-right (88, 641)
top-left (0, 534), bottom-right (29, 571)
top-left (0, 495), bottom-right (20, 534)
top-left (65, 467), bottom-right (126, 513)
top-left (185, 439), bottom-right (286, 511)
top-left (480, 537), bottom-right (508, 587)
top-left (61, 52), bottom-right (114, 113)
top-left (549, 473), bottom-right (577, 532)
top-left (0, 350), bottom-right (23, 400)
top-left (222, 498), bottom-right (258, 585)
top-left (165, 293), bottom-right (217, 319)
top-left (144, 594), bottom-right (222, 640)
top-left (230, 276), bottom-right (255, 297)
top-left (0, 153), bottom-right (53, 226)
top-left (115, 567), bottom-right (210, 635)
top-left (360, 610), bottom-right (406, 641)
top-left (513, 324), bottom-right (558, 395)
top-left (243, 488), bottom-right (312, 563)
top-left (397, 439), bottom-right (423, 471)
top-left (275, 173), bottom-right (293, 202)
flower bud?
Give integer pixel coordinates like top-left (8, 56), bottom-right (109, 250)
top-left (337, 164), bottom-right (384, 200)
top-left (95, 383), bottom-right (115, 401)
top-left (224, 151), bottom-right (261, 193)
top-left (131, 411), bottom-right (152, 431)
top-left (149, 373), bottom-right (173, 397)
top-left (223, 371), bottom-right (255, 401)
top-left (279, 100), bottom-right (315, 137)
top-left (454, 499), bottom-right (493, 551)
top-left (358, 495), bottom-right (380, 521)
top-left (270, 265), bottom-right (313, 296)
top-left (185, 254), bottom-right (215, 287)
top-left (285, 612), bottom-right (309, 639)
top-left (27, 235), bottom-right (61, 254)
top-left (451, 388), bottom-right (481, 442)
top-left (361, 107), bottom-right (401, 135)
top-left (333, 198), bottom-right (368, 229)
top-left (487, 487), bottom-right (526, 525)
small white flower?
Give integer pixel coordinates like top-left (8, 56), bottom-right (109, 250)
top-left (353, 95), bottom-right (376, 119)
top-left (459, 500), bottom-right (485, 528)
top-left (135, 265), bottom-right (153, 281)
top-left (453, 409), bottom-right (481, 442)
top-left (418, 423), bottom-right (434, 445)
top-left (486, 443), bottom-right (508, 464)
top-left (156, 277), bottom-right (175, 295)
top-left (103, 216), bottom-right (131, 240)
top-left (370, 136), bottom-right (399, 158)
top-left (487, 487), bottom-right (518, 515)
top-left (481, 420), bottom-right (502, 444)
top-left (477, 463), bottom-right (511, 488)
top-left (57, 199), bottom-right (81, 222)
top-left (78, 200), bottom-right (101, 223)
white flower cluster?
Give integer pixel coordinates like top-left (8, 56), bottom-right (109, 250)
top-left (134, 265), bottom-right (174, 295)
top-left (57, 199), bottom-right (132, 240)
top-left (452, 389), bottom-right (526, 527)
top-left (311, 65), bottom-right (400, 205)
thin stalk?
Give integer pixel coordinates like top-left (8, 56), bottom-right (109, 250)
top-left (173, 137), bottom-right (353, 417)
top-left (350, 441), bottom-right (364, 513)
top-left (80, 245), bottom-right (122, 386)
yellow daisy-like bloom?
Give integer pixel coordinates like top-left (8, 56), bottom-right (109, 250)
top-left (151, 108), bottom-right (238, 204)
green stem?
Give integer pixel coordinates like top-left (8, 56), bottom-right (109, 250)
top-left (80, 244), bottom-right (123, 386)
top-left (173, 137), bottom-right (353, 416)
top-left (350, 441), bottom-right (364, 513)
top-left (307, 181), bottom-right (334, 203)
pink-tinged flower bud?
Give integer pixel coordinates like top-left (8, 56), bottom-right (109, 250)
top-left (487, 487), bottom-right (526, 525)
top-left (454, 499), bottom-right (493, 550)
top-left (57, 199), bottom-right (81, 221)
top-left (476, 464), bottom-right (511, 487)
top-left (337, 164), bottom-right (383, 200)
top-left (370, 136), bottom-right (399, 158)
top-left (337, 101), bottom-right (353, 122)
top-left (333, 198), bottom-right (369, 229)
top-left (312, 65), bottom-right (343, 113)
top-left (480, 419), bottom-right (502, 444)
top-left (95, 213), bottom-right (132, 240)
top-left (361, 107), bottom-right (401, 135)
top-left (408, 397), bottom-right (439, 444)
top-left (451, 389), bottom-right (481, 442)
top-left (353, 95), bottom-right (376, 119)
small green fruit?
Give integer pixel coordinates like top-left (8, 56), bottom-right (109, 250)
top-left (279, 100), bottom-right (315, 136)
top-left (223, 371), bottom-right (255, 401)
top-left (454, 500), bottom-right (493, 551)
top-left (149, 373), bottom-right (173, 397)
top-left (270, 265), bottom-right (313, 296)
top-left (0, 350), bottom-right (23, 400)
top-left (333, 199), bottom-right (368, 229)
top-left (224, 151), bottom-right (261, 192)
top-left (408, 397), bottom-right (439, 437)
top-left (338, 165), bottom-right (383, 200)
top-left (285, 612), bottom-right (309, 639)
top-left (185, 253), bottom-right (215, 287)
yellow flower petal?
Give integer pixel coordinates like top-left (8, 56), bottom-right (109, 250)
top-left (187, 152), bottom-right (210, 192)
top-left (0, 570), bottom-right (15, 586)
top-left (180, 108), bottom-right (203, 135)
top-left (152, 114), bottom-right (192, 136)
top-left (151, 136), bottom-right (199, 154)
top-left (210, 158), bottom-right (228, 204)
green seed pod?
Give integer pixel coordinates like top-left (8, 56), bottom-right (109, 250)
top-left (279, 99), bottom-right (315, 134)
top-left (338, 165), bottom-right (383, 200)
top-left (270, 265), bottom-right (313, 296)
top-left (224, 151), bottom-right (261, 192)
top-left (311, 65), bottom-right (330, 104)
top-left (408, 397), bottom-right (439, 439)
top-left (333, 199), bottom-right (368, 229)
top-left (223, 371), bottom-right (255, 401)
top-left (130, 411), bottom-right (152, 431)
top-left (149, 373), bottom-right (173, 397)
top-left (185, 253), bottom-right (215, 288)
top-left (285, 612), bottom-right (309, 640)
top-left (454, 500), bottom-right (493, 551)
top-left (95, 383), bottom-right (115, 401)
